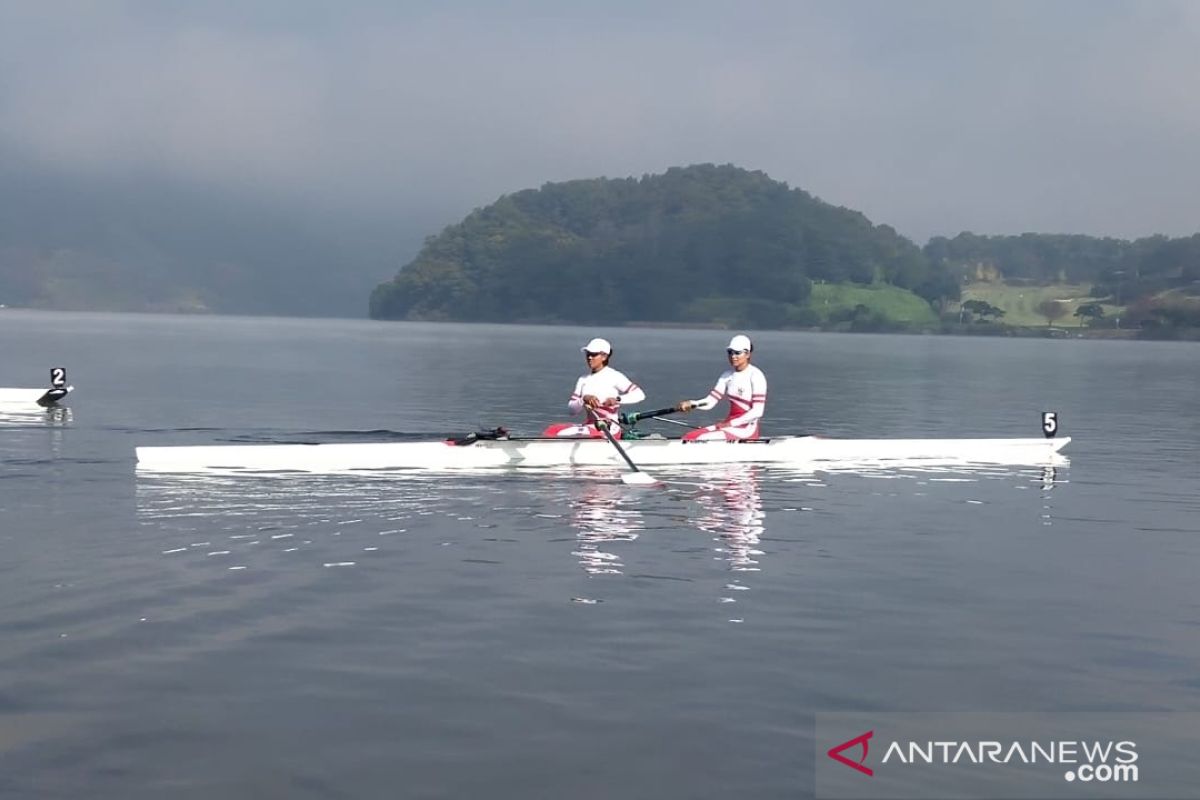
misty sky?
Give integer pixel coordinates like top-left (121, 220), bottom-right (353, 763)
top-left (2, 0), bottom-right (1198, 249)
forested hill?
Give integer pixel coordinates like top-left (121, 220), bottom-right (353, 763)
top-left (926, 232), bottom-right (1200, 301)
top-left (370, 164), bottom-right (956, 326)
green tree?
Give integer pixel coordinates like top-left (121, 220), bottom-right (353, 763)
top-left (1037, 299), bottom-right (1069, 327)
top-left (961, 299), bottom-right (1005, 322)
top-left (1073, 302), bottom-right (1105, 326)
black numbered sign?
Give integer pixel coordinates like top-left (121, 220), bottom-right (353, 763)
top-left (1041, 411), bottom-right (1058, 439)
top-left (50, 367), bottom-right (67, 389)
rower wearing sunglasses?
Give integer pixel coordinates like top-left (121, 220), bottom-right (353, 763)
top-left (542, 337), bottom-right (646, 439)
top-left (675, 334), bottom-right (767, 441)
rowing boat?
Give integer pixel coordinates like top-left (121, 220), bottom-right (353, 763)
top-left (135, 434), bottom-right (1070, 475)
top-left (0, 368), bottom-right (73, 407)
top-left (0, 387), bottom-right (72, 407)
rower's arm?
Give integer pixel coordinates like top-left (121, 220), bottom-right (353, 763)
top-left (618, 382), bottom-right (645, 405)
top-left (567, 376), bottom-right (587, 415)
top-left (689, 378), bottom-right (724, 411)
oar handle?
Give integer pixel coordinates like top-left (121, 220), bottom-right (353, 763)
top-left (620, 406), bottom-right (681, 425)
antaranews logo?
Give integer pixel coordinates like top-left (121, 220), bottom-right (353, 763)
top-left (824, 727), bottom-right (1138, 784)
top-left (818, 713), bottom-right (1200, 800)
top-left (827, 730), bottom-right (874, 777)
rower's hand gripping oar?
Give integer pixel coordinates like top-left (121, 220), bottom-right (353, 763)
top-left (590, 408), bottom-right (658, 487)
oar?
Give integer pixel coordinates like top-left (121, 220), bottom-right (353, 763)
top-left (620, 406), bottom-right (704, 431)
top-left (621, 406), bottom-right (683, 425)
top-left (590, 410), bottom-right (658, 487)
top-left (645, 415), bottom-right (704, 431)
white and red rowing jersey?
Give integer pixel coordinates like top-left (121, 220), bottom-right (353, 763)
top-left (690, 364), bottom-right (767, 438)
top-left (567, 366), bottom-right (645, 426)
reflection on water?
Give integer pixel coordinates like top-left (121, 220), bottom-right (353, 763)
top-left (685, 466), bottom-right (768, 622)
top-left (1041, 466), bottom-right (1058, 491)
top-left (554, 467), bottom-right (774, 619)
top-left (136, 461), bottom-right (1070, 624)
top-left (0, 405), bottom-right (74, 467)
top-left (690, 466), bottom-right (766, 574)
top-left (1040, 464), bottom-right (1065, 527)
top-left (136, 472), bottom-right (453, 572)
top-left (0, 404), bottom-right (72, 427)
top-left (567, 481), bottom-right (643, 575)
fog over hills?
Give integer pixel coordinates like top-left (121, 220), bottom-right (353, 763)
top-left (2, 2), bottom-right (1198, 317)
top-left (0, 152), bottom-right (427, 316)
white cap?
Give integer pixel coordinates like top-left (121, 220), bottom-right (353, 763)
top-left (728, 334), bottom-right (753, 352)
top-left (581, 337), bottom-right (612, 354)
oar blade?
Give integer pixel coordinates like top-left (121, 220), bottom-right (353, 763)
top-left (621, 471), bottom-right (660, 487)
top-left (589, 413), bottom-right (659, 486)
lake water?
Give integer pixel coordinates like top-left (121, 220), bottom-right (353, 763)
top-left (1, 310), bottom-right (1198, 799)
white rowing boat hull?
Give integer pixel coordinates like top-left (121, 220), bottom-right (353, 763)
top-left (0, 387), bottom-right (71, 407)
top-left (135, 435), bottom-right (1071, 474)
top-left (0, 389), bottom-right (47, 404)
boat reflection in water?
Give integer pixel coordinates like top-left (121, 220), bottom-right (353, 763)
top-left (1039, 464), bottom-right (1064, 527)
top-left (0, 403), bottom-right (73, 466)
top-left (558, 466), bottom-right (772, 619)
top-left (684, 466), bottom-right (768, 621)
top-left (566, 480), bottom-right (644, 575)
top-left (690, 466), bottom-right (766, 573)
top-left (136, 469), bottom-right (466, 575)
top-left (0, 403), bottom-right (72, 427)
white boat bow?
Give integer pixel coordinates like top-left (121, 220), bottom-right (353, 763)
top-left (135, 434), bottom-right (1071, 475)
top-left (0, 370), bottom-right (73, 407)
top-left (0, 386), bottom-right (73, 407)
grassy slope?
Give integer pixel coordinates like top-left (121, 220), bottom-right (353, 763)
top-left (959, 283), bottom-right (1123, 326)
top-left (808, 283), bottom-right (939, 325)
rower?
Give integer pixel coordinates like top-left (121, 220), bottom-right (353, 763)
top-left (542, 338), bottom-right (646, 439)
top-left (675, 334), bottom-right (767, 442)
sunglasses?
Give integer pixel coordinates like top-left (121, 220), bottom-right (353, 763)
top-left (726, 349), bottom-right (749, 356)
top-left (585, 351), bottom-right (606, 358)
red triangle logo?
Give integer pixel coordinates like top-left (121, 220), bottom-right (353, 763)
top-left (827, 730), bottom-right (874, 776)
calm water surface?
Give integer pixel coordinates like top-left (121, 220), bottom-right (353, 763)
top-left (1, 311), bottom-right (1198, 799)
